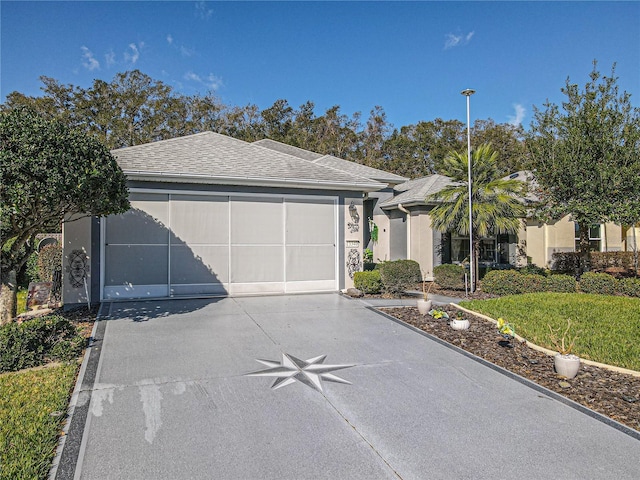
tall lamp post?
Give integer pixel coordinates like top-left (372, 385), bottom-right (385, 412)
top-left (461, 88), bottom-right (475, 292)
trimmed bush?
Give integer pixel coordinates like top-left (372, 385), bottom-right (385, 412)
top-left (433, 264), bottom-right (465, 290)
top-left (591, 251), bottom-right (635, 272)
top-left (362, 262), bottom-right (377, 272)
top-left (616, 277), bottom-right (640, 298)
top-left (37, 244), bottom-right (62, 283)
top-left (481, 270), bottom-right (523, 295)
top-left (579, 272), bottom-right (617, 295)
top-left (551, 252), bottom-right (581, 274)
top-left (544, 274), bottom-right (577, 293)
top-left (0, 315), bottom-right (84, 373)
top-left (377, 260), bottom-right (421, 295)
top-left (520, 274), bottom-right (546, 293)
top-left (516, 264), bottom-right (548, 276)
top-left (353, 271), bottom-right (382, 294)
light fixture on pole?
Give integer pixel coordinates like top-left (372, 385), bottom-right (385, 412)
top-left (461, 88), bottom-right (475, 292)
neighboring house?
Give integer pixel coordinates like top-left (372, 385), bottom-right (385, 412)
top-left (61, 133), bottom-right (638, 306)
top-left (62, 133), bottom-right (405, 306)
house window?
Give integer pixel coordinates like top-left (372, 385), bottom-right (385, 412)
top-left (450, 236), bottom-right (470, 263)
top-left (574, 224), bottom-right (601, 252)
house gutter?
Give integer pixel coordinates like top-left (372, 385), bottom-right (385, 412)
top-left (123, 171), bottom-right (387, 193)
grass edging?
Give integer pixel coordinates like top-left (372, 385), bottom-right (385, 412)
top-left (451, 303), bottom-right (640, 378)
top-left (47, 319), bottom-right (99, 480)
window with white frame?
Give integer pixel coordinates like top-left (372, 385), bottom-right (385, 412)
top-left (574, 224), bottom-right (601, 252)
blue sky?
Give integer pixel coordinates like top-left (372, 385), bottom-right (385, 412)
top-left (2, 1), bottom-right (639, 130)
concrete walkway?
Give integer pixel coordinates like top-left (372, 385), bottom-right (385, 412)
top-left (56, 293), bottom-right (639, 479)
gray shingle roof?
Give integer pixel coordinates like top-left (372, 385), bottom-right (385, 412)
top-left (379, 174), bottom-right (457, 209)
top-left (253, 138), bottom-right (408, 185)
top-left (112, 132), bottom-right (386, 191)
top-left (252, 139), bottom-right (324, 161)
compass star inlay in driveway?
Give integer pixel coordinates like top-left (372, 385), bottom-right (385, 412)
top-left (246, 353), bottom-right (354, 392)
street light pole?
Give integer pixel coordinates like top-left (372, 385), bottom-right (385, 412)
top-left (461, 88), bottom-right (475, 292)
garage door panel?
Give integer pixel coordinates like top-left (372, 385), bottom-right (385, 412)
top-left (106, 209), bottom-right (169, 245)
top-left (230, 246), bottom-right (283, 283)
top-left (231, 197), bottom-right (283, 245)
top-left (104, 245), bottom-right (168, 286)
top-left (170, 195), bottom-right (229, 245)
top-left (286, 245), bottom-right (335, 281)
top-left (286, 199), bottom-right (335, 245)
top-left (170, 245), bottom-right (229, 284)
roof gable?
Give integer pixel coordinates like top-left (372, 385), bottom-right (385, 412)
top-left (112, 132), bottom-right (386, 191)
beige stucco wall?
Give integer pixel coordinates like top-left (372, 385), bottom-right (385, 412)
top-left (344, 198), bottom-right (364, 289)
top-left (624, 226), bottom-right (640, 252)
top-left (372, 212), bottom-right (391, 263)
top-left (409, 210), bottom-right (437, 280)
top-left (62, 215), bottom-right (93, 306)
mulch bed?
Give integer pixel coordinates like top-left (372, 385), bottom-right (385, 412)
top-left (381, 304), bottom-right (640, 433)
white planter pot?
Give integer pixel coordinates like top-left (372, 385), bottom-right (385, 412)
top-left (417, 299), bottom-right (432, 315)
top-left (554, 353), bottom-right (580, 379)
top-left (450, 319), bottom-right (470, 330)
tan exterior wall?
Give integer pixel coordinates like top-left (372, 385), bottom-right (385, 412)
top-left (624, 226), bottom-right (640, 252)
top-left (409, 210), bottom-right (436, 280)
top-left (62, 215), bottom-right (93, 306)
top-left (344, 198), bottom-right (364, 289)
top-left (602, 222), bottom-right (623, 251)
top-left (372, 212), bottom-right (391, 263)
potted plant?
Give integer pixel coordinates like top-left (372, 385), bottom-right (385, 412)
top-left (497, 317), bottom-right (515, 348)
top-left (548, 319), bottom-right (580, 379)
top-left (417, 271), bottom-right (433, 315)
top-left (450, 310), bottom-right (470, 330)
top-left (428, 308), bottom-right (449, 320)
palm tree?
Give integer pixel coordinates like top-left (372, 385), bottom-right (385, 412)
top-left (428, 143), bottom-right (527, 285)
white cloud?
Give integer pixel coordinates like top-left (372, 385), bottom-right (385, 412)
top-left (81, 46), bottom-right (100, 71)
top-left (195, 1), bottom-right (213, 20)
top-left (444, 30), bottom-right (475, 50)
top-left (124, 43), bottom-right (140, 64)
top-left (184, 71), bottom-right (223, 91)
top-left (180, 45), bottom-right (195, 57)
top-left (508, 103), bottom-right (526, 126)
top-left (167, 34), bottom-right (173, 45)
top-left (105, 50), bottom-right (116, 67)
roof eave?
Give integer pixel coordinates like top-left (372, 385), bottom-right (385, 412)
top-left (123, 171), bottom-right (387, 192)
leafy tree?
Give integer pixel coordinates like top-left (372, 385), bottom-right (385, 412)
top-left (527, 62), bottom-right (640, 273)
top-left (427, 144), bottom-right (527, 287)
top-left (472, 119), bottom-right (528, 175)
top-left (0, 107), bottom-right (130, 322)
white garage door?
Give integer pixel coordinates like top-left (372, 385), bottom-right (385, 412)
top-left (102, 192), bottom-right (337, 299)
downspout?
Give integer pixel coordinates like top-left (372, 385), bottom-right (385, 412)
top-left (398, 204), bottom-right (411, 260)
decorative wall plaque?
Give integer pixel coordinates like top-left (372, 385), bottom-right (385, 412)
top-left (346, 240), bottom-right (360, 248)
top-left (66, 249), bottom-right (90, 288)
top-left (347, 248), bottom-right (361, 279)
top-left (348, 201), bottom-right (360, 234)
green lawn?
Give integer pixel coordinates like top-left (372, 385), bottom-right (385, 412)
top-left (460, 293), bottom-right (640, 371)
top-left (0, 363), bottom-right (78, 480)
top-left (16, 288), bottom-right (27, 315)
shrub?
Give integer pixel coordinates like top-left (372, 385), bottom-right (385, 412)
top-left (520, 274), bottom-right (546, 293)
top-left (591, 252), bottom-right (635, 272)
top-left (544, 274), bottom-right (577, 293)
top-left (481, 270), bottom-right (523, 295)
top-left (616, 277), bottom-right (640, 298)
top-left (0, 315), bottom-right (84, 373)
top-left (37, 244), bottom-right (62, 283)
top-left (353, 271), bottom-right (382, 294)
top-left (363, 262), bottom-right (377, 272)
top-left (433, 264), bottom-right (465, 290)
top-left (378, 259), bottom-right (421, 295)
top-left (579, 272), bottom-right (617, 295)
top-left (516, 264), bottom-right (548, 276)
top-left (551, 252), bottom-right (581, 275)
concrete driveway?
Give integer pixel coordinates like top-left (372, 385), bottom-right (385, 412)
top-left (56, 294), bottom-right (639, 479)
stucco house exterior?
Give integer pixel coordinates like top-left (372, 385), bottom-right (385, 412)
top-left (62, 133), bottom-right (407, 305)
top-left (61, 133), bottom-right (638, 306)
